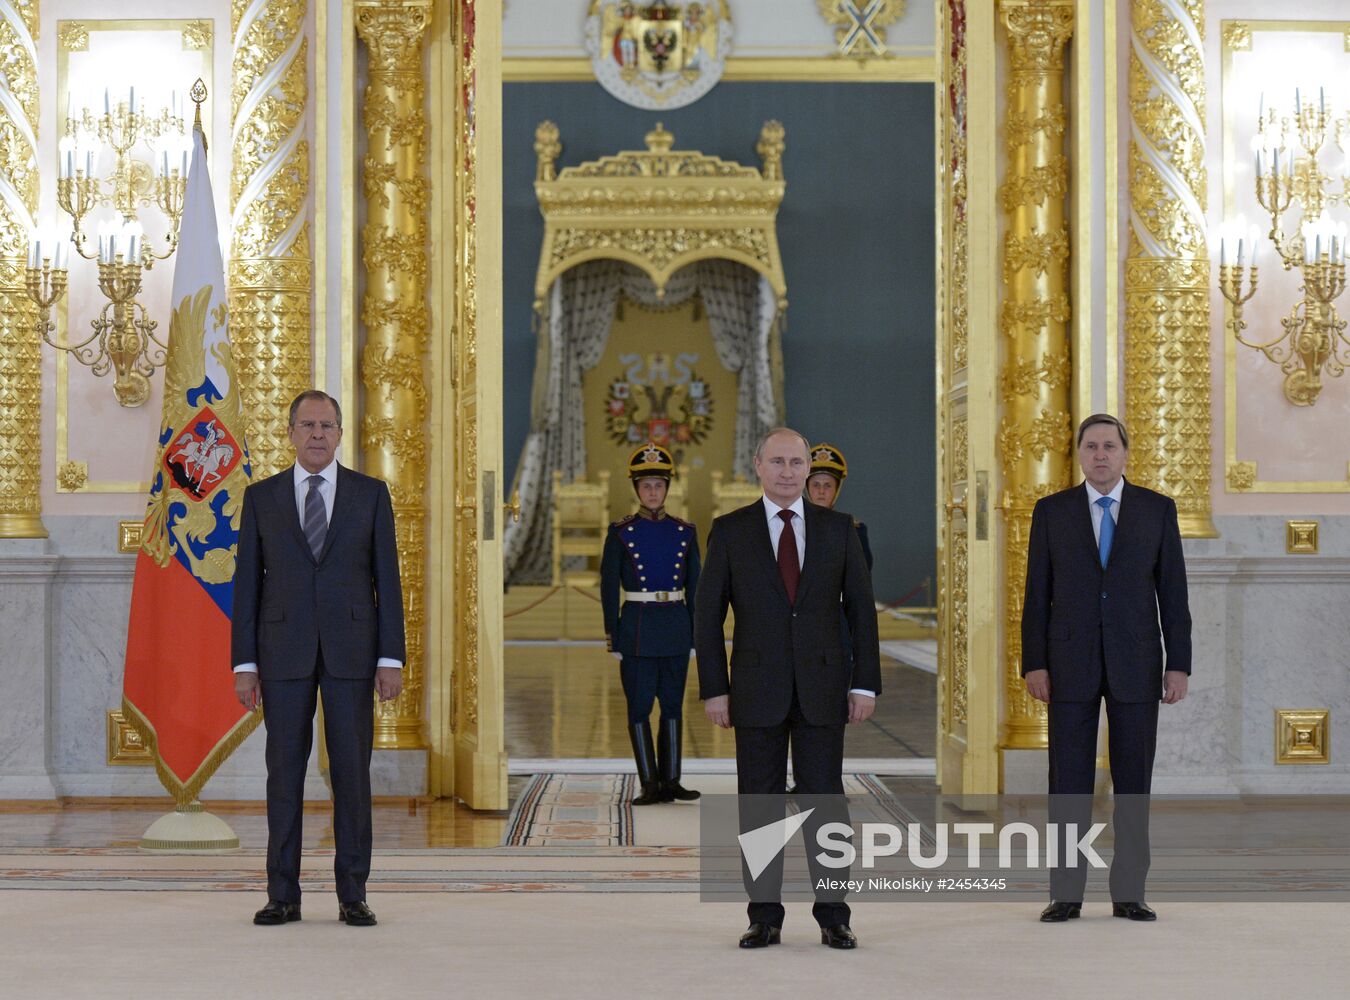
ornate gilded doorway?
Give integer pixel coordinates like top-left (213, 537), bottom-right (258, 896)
top-left (935, 2), bottom-right (1000, 795)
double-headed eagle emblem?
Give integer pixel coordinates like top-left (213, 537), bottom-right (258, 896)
top-left (816, 0), bottom-right (907, 58)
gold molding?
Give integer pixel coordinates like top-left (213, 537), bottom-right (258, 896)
top-left (118, 520), bottom-right (144, 553)
top-left (1124, 0), bottom-right (1216, 536)
top-left (107, 709), bottom-right (154, 766)
top-left (0, 0), bottom-right (45, 538)
top-left (356, 0), bottom-right (433, 751)
top-left (532, 121), bottom-right (787, 305)
top-left (1276, 709), bottom-right (1329, 765)
top-left (1220, 20), bottom-right (1350, 494)
top-left (997, 0), bottom-right (1074, 752)
top-left (1285, 520), bottom-right (1319, 554)
top-left (501, 55), bottom-right (937, 83)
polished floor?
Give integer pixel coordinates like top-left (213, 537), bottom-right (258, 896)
top-left (503, 642), bottom-right (936, 760)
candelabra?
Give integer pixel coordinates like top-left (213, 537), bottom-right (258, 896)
top-left (1218, 89), bottom-right (1350, 407)
top-left (25, 81), bottom-right (198, 407)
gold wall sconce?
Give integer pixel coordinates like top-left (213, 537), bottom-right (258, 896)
top-left (1217, 88), bottom-right (1350, 407)
top-left (24, 80), bottom-right (199, 407)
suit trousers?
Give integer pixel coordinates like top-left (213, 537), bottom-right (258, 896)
top-left (619, 654), bottom-right (689, 724)
top-left (259, 647), bottom-right (375, 904)
top-left (735, 686), bottom-right (850, 928)
top-left (1047, 672), bottom-right (1158, 903)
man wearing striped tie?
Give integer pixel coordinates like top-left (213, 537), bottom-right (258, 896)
top-left (232, 390), bottom-right (405, 928)
top-left (1021, 413), bottom-right (1192, 925)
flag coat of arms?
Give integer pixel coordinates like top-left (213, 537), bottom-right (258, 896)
top-left (122, 123), bottom-right (258, 802)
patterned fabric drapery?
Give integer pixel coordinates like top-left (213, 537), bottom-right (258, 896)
top-left (505, 259), bottom-right (781, 585)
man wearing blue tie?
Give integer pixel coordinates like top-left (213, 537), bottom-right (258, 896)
top-left (1020, 414), bottom-right (1192, 924)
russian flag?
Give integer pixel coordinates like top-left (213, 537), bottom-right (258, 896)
top-left (122, 108), bottom-right (259, 802)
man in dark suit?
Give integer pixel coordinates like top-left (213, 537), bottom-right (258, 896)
top-left (1021, 413), bottom-right (1191, 923)
top-left (695, 427), bottom-right (881, 950)
top-left (232, 390), bottom-right (405, 928)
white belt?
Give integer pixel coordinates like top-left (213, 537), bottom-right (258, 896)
top-left (622, 589), bottom-right (684, 603)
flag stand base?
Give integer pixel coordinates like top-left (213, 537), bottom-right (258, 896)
top-left (139, 800), bottom-right (240, 852)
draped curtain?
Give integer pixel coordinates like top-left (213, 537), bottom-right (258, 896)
top-left (505, 259), bottom-right (781, 585)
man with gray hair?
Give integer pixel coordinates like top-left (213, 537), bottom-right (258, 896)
top-left (695, 427), bottom-right (881, 950)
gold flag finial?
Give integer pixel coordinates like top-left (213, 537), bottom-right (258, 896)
top-left (190, 78), bottom-right (208, 151)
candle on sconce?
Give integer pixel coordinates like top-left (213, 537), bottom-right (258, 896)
top-left (1320, 86), bottom-right (1325, 117)
top-left (85, 150), bottom-right (93, 177)
top-left (129, 86), bottom-right (135, 115)
top-left (104, 88), bottom-right (110, 116)
top-left (1259, 91), bottom-right (1265, 123)
top-left (1296, 87), bottom-right (1302, 115)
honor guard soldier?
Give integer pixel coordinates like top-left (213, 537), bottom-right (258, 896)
top-left (600, 443), bottom-right (702, 806)
top-left (807, 443), bottom-right (873, 570)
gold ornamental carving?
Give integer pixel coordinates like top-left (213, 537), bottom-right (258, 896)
top-left (1124, 0), bottom-right (1216, 537)
top-left (532, 121), bottom-right (788, 307)
top-left (936, 0), bottom-right (970, 756)
top-left (1222, 21), bottom-right (1250, 52)
top-left (182, 20), bottom-right (212, 50)
top-left (0, 1), bottom-right (46, 538)
top-left (998, 0), bottom-right (1074, 751)
top-left (58, 20), bottom-right (89, 51)
top-left (229, 0), bottom-right (312, 479)
top-left (356, 0), bottom-right (432, 750)
top-left (816, 1), bottom-right (907, 60)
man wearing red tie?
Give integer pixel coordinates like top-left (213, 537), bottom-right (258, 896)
top-left (695, 427), bottom-right (881, 950)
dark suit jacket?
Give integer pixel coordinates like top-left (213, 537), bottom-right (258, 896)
top-left (232, 464), bottom-right (406, 681)
top-left (694, 499), bottom-right (881, 727)
top-left (1021, 478), bottom-right (1191, 703)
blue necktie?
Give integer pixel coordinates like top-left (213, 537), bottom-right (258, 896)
top-left (1096, 496), bottom-right (1115, 569)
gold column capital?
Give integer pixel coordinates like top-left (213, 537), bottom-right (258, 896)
top-left (999, 0), bottom-right (1074, 71)
top-left (354, 0), bottom-right (433, 72)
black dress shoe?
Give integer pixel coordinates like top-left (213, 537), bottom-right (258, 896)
top-left (1039, 901), bottom-right (1082, 922)
top-left (632, 782), bottom-right (664, 806)
top-left (820, 924), bottom-right (858, 949)
top-left (738, 922), bottom-right (781, 948)
top-left (662, 781), bottom-right (701, 801)
top-left (253, 900), bottom-right (301, 925)
top-left (338, 901), bottom-right (378, 926)
top-left (1112, 901), bottom-right (1157, 921)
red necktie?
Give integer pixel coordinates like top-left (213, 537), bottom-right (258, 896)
top-left (777, 508), bottom-right (799, 604)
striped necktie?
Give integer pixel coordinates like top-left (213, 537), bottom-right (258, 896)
top-left (304, 474), bottom-right (327, 559)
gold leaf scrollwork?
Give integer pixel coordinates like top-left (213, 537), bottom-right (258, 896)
top-left (998, 160), bottom-right (1068, 213)
top-left (1002, 230), bottom-right (1069, 280)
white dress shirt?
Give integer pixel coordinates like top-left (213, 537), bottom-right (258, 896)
top-left (762, 495), bottom-right (874, 700)
top-left (234, 460), bottom-right (402, 674)
top-left (1085, 477), bottom-right (1124, 544)
top-left (763, 494), bottom-right (806, 568)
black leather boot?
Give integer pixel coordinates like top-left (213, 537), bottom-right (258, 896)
top-left (658, 717), bottom-right (700, 801)
top-left (628, 721), bottom-right (663, 806)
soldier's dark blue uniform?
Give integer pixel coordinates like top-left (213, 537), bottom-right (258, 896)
top-left (807, 443), bottom-right (874, 665)
top-left (600, 443), bottom-right (702, 805)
